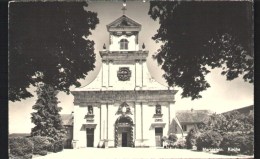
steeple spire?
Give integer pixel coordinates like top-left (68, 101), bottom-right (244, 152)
top-left (122, 0), bottom-right (127, 15)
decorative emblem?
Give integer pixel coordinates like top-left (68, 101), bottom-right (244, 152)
top-left (115, 102), bottom-right (132, 116)
top-left (117, 67), bottom-right (131, 81)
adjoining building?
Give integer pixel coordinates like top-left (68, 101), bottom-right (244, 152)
top-left (174, 109), bottom-right (212, 138)
top-left (70, 13), bottom-right (178, 148)
top-left (61, 114), bottom-right (73, 148)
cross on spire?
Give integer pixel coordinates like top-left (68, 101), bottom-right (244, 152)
top-left (122, 0), bottom-right (127, 15)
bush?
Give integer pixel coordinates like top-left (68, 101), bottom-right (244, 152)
top-left (174, 138), bottom-right (186, 149)
top-left (38, 150), bottom-right (48, 156)
top-left (196, 130), bottom-right (223, 151)
top-left (9, 154), bottom-right (33, 159)
top-left (30, 136), bottom-right (55, 155)
top-left (168, 133), bottom-right (178, 143)
top-left (220, 132), bottom-right (254, 155)
top-left (53, 140), bottom-right (64, 152)
top-left (9, 137), bottom-right (33, 159)
top-left (241, 132), bottom-right (254, 155)
top-left (161, 136), bottom-right (168, 142)
top-left (186, 129), bottom-right (198, 149)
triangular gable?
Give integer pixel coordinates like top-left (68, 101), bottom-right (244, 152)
top-left (107, 15), bottom-right (141, 31)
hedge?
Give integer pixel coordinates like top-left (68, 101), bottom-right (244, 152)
top-left (196, 130), bottom-right (222, 151)
top-left (220, 132), bottom-right (254, 155)
top-left (30, 136), bottom-right (55, 155)
top-left (9, 137), bottom-right (33, 159)
top-left (174, 138), bottom-right (186, 149)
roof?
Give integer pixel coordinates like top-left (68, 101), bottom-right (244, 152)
top-left (61, 114), bottom-right (73, 126)
top-left (106, 15), bottom-right (141, 32)
top-left (176, 109), bottom-right (212, 124)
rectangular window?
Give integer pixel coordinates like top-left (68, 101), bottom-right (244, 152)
top-left (120, 39), bottom-right (128, 50)
top-left (181, 125), bottom-right (187, 132)
top-left (120, 43), bottom-right (128, 50)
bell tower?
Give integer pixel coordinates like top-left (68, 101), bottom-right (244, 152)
top-left (99, 10), bottom-right (148, 90)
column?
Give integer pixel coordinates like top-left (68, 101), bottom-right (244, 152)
top-left (102, 61), bottom-right (108, 87)
top-left (135, 60), bottom-right (142, 88)
top-left (106, 103), bottom-right (108, 139)
top-left (135, 102), bottom-right (142, 145)
top-left (100, 103), bottom-right (107, 140)
top-left (108, 61), bottom-right (112, 87)
top-left (168, 104), bottom-right (171, 130)
top-left (72, 105), bottom-right (80, 148)
top-left (141, 102), bottom-right (143, 142)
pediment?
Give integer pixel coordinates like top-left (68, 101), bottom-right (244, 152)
top-left (107, 15), bottom-right (141, 32)
top-left (115, 102), bottom-right (133, 116)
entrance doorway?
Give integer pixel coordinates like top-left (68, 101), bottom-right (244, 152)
top-left (86, 128), bottom-right (94, 147)
top-left (155, 128), bottom-right (163, 147)
top-left (115, 116), bottom-right (134, 147)
top-left (122, 132), bottom-right (128, 147)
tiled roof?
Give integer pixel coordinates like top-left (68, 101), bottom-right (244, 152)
top-left (61, 114), bottom-right (73, 126)
top-left (176, 110), bottom-right (212, 124)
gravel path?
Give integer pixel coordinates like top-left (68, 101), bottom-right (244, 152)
top-left (34, 148), bottom-right (253, 159)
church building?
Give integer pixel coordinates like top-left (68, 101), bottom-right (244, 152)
top-left (71, 9), bottom-right (178, 148)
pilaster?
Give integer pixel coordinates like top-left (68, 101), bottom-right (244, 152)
top-left (100, 103), bottom-right (107, 140)
top-left (102, 61), bottom-right (109, 87)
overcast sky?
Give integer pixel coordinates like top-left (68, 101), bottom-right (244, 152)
top-left (9, 1), bottom-right (253, 134)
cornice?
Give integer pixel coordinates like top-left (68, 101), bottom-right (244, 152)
top-left (100, 50), bottom-right (148, 64)
top-left (72, 90), bottom-right (177, 105)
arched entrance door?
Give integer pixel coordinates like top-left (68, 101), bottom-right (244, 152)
top-left (115, 116), bottom-right (134, 147)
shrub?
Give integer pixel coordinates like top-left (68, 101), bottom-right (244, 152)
top-left (9, 137), bottom-right (33, 159)
top-left (174, 138), bottom-right (186, 149)
top-left (168, 133), bottom-right (178, 143)
top-left (186, 129), bottom-right (198, 149)
top-left (30, 136), bottom-right (55, 155)
top-left (9, 154), bottom-right (33, 159)
top-left (38, 150), bottom-right (48, 156)
top-left (220, 132), bottom-right (254, 155)
top-left (240, 132), bottom-right (254, 155)
top-left (196, 130), bottom-right (223, 151)
top-left (161, 136), bottom-right (168, 142)
top-left (166, 133), bottom-right (178, 148)
top-left (53, 140), bottom-right (64, 152)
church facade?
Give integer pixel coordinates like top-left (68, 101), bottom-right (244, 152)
top-left (71, 15), bottom-right (178, 148)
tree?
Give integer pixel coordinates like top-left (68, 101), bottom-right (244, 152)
top-left (31, 84), bottom-right (66, 141)
top-left (185, 128), bottom-right (198, 149)
top-left (196, 130), bottom-right (223, 151)
top-left (148, 1), bottom-right (253, 99)
top-left (9, 2), bottom-right (99, 102)
top-left (202, 111), bottom-right (253, 135)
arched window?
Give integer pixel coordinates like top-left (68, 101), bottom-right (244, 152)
top-left (119, 39), bottom-right (128, 50)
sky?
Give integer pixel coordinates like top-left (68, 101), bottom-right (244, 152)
top-left (8, 1), bottom-right (254, 134)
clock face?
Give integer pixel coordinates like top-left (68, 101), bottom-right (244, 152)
top-left (117, 67), bottom-right (131, 81)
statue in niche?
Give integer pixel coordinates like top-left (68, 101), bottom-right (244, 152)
top-left (87, 106), bottom-right (93, 115)
top-left (156, 104), bottom-right (161, 115)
